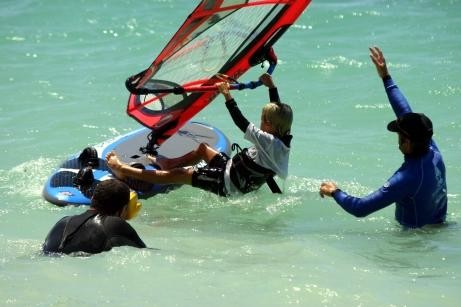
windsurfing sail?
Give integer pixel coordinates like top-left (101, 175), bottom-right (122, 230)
top-left (126, 0), bottom-right (312, 147)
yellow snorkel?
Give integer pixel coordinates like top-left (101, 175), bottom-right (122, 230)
top-left (126, 191), bottom-right (142, 220)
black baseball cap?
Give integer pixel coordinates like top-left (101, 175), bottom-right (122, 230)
top-left (387, 112), bottom-right (433, 142)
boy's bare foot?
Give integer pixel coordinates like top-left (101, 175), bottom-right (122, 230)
top-left (105, 151), bottom-right (127, 180)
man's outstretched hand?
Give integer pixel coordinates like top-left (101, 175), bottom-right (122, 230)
top-left (369, 46), bottom-right (390, 79)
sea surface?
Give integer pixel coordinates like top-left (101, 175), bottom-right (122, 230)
top-left (1, 0), bottom-right (460, 306)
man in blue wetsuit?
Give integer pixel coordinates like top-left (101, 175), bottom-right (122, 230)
top-left (319, 46), bottom-right (447, 228)
top-left (43, 179), bottom-right (146, 255)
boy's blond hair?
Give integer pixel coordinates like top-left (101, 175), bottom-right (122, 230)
top-left (262, 102), bottom-right (293, 138)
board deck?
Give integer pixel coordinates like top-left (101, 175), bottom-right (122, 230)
top-left (43, 122), bottom-right (230, 206)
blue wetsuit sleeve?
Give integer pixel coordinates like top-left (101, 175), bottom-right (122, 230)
top-left (109, 234), bottom-right (146, 249)
top-left (225, 99), bottom-right (250, 133)
top-left (383, 76), bottom-right (412, 117)
top-left (332, 171), bottom-right (409, 218)
top-left (384, 76), bottom-right (440, 151)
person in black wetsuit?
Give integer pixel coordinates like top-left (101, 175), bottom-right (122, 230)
top-left (43, 179), bottom-right (146, 255)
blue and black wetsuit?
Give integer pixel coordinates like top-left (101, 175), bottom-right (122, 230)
top-left (43, 210), bottom-right (146, 255)
top-left (332, 76), bottom-right (447, 228)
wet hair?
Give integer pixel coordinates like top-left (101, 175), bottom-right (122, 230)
top-left (262, 102), bottom-right (293, 138)
top-left (91, 179), bottom-right (130, 215)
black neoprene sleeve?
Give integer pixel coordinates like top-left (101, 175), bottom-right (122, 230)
top-left (269, 87), bottom-right (281, 103)
top-left (225, 99), bottom-right (250, 133)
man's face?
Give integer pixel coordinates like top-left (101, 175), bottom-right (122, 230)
top-left (398, 133), bottom-right (412, 155)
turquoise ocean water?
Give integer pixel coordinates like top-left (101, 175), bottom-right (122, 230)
top-left (1, 0), bottom-right (460, 305)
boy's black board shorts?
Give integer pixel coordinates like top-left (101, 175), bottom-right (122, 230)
top-left (191, 152), bottom-right (230, 197)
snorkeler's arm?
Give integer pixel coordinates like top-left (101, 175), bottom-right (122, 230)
top-left (105, 217), bottom-right (146, 249)
top-left (42, 216), bottom-right (70, 254)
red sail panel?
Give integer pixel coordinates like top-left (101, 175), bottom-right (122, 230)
top-left (127, 0), bottom-right (312, 144)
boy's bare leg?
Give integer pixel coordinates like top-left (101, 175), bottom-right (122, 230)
top-left (148, 167), bottom-right (194, 185)
top-left (147, 143), bottom-right (220, 169)
top-left (106, 151), bottom-right (194, 185)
